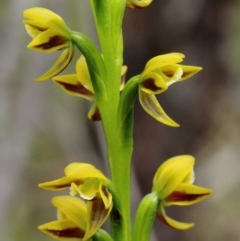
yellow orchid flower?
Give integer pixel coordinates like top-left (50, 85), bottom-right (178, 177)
top-left (52, 55), bottom-right (127, 121)
top-left (23, 8), bottom-right (74, 81)
top-left (139, 53), bottom-right (202, 127)
top-left (152, 155), bottom-right (212, 230)
top-left (38, 195), bottom-right (108, 241)
top-left (127, 0), bottom-right (153, 8)
top-left (39, 162), bottom-right (112, 208)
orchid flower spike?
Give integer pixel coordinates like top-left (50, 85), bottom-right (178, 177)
top-left (38, 195), bottom-right (109, 241)
top-left (139, 53), bottom-right (202, 127)
top-left (152, 155), bottom-right (212, 230)
top-left (52, 55), bottom-right (127, 121)
top-left (127, 0), bottom-right (153, 8)
top-left (23, 8), bottom-right (74, 81)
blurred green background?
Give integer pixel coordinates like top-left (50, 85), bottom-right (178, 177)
top-left (1, 0), bottom-right (240, 240)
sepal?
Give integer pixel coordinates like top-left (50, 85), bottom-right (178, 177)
top-left (139, 90), bottom-right (179, 127)
top-left (157, 204), bottom-right (194, 230)
top-left (36, 44), bottom-right (74, 81)
top-left (164, 183), bottom-right (212, 206)
top-left (52, 74), bottom-right (94, 100)
top-left (38, 219), bottom-right (85, 240)
top-left (23, 8), bottom-right (71, 36)
top-left (85, 196), bottom-right (113, 240)
top-left (152, 155), bottom-right (195, 199)
top-left (144, 53), bottom-right (185, 71)
top-left (27, 30), bottom-right (69, 52)
top-left (65, 163), bottom-right (108, 182)
top-left (52, 196), bottom-right (87, 230)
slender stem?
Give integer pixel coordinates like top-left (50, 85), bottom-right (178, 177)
top-left (100, 107), bottom-right (132, 241)
top-left (85, 1), bottom-right (131, 240)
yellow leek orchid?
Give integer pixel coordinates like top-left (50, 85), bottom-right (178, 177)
top-left (52, 55), bottom-right (127, 121)
top-left (23, 8), bottom-right (74, 81)
top-left (139, 53), bottom-right (202, 127)
top-left (38, 195), bottom-right (107, 241)
top-left (39, 163), bottom-right (112, 240)
top-left (152, 155), bottom-right (212, 230)
top-left (127, 0), bottom-right (153, 8)
top-left (39, 162), bottom-right (112, 209)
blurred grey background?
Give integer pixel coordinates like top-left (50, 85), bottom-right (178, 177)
top-left (1, 0), bottom-right (240, 240)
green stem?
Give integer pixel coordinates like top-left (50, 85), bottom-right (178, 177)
top-left (88, 1), bottom-right (132, 240)
top-left (100, 107), bottom-right (132, 241)
top-left (71, 33), bottom-right (131, 240)
top-left (73, 1), bottom-right (132, 240)
top-left (102, 76), bottom-right (140, 241)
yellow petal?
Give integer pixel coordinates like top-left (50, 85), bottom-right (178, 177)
top-left (156, 65), bottom-right (183, 86)
top-left (88, 102), bottom-right (101, 121)
top-left (140, 72), bottom-right (168, 94)
top-left (76, 56), bottom-right (93, 92)
top-left (179, 65), bottom-right (202, 81)
top-left (159, 64), bottom-right (202, 84)
top-left (23, 8), bottom-right (70, 37)
top-left (78, 178), bottom-right (100, 200)
top-left (52, 74), bottom-right (94, 100)
top-left (38, 219), bottom-right (85, 240)
top-left (157, 204), bottom-right (194, 230)
top-left (84, 197), bottom-right (113, 240)
top-left (182, 168), bottom-right (195, 184)
top-left (64, 163), bottom-right (109, 183)
top-left (144, 53), bottom-right (185, 73)
top-left (39, 176), bottom-right (80, 190)
top-left (52, 196), bottom-right (87, 230)
top-left (99, 183), bottom-right (112, 209)
top-left (35, 43), bottom-right (74, 81)
top-left (120, 65), bottom-right (128, 91)
top-left (152, 155), bottom-right (195, 199)
top-left (164, 183), bottom-right (213, 206)
top-left (139, 90), bottom-right (179, 127)
top-left (27, 30), bottom-right (69, 52)
top-left (70, 182), bottom-right (82, 196)
top-left (24, 21), bottom-right (47, 38)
